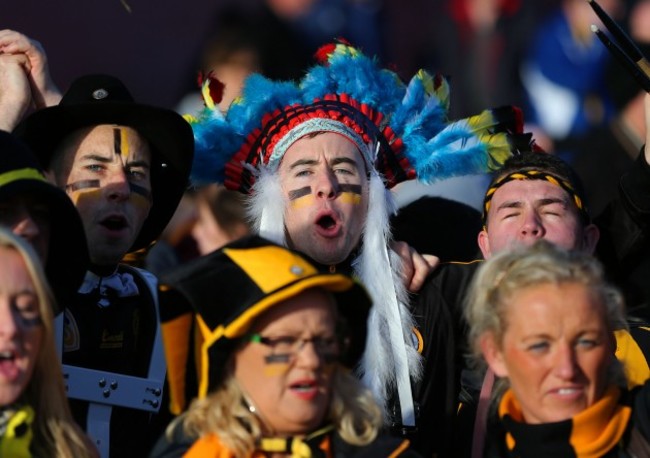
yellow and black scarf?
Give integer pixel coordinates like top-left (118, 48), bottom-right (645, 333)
top-left (496, 386), bottom-right (631, 457)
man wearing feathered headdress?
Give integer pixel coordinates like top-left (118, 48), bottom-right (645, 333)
top-left (178, 40), bottom-right (532, 455)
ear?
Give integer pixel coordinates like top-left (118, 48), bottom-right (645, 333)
top-left (581, 223), bottom-right (600, 254)
top-left (479, 332), bottom-right (508, 378)
top-left (478, 228), bottom-right (492, 259)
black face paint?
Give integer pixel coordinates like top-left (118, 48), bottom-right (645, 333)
top-left (113, 128), bottom-right (122, 156)
top-left (129, 183), bottom-right (152, 200)
top-left (264, 353), bottom-right (292, 364)
top-left (66, 180), bottom-right (101, 192)
top-left (288, 186), bottom-right (312, 201)
top-left (338, 184), bottom-right (362, 195)
top-left (263, 352), bottom-right (338, 365)
top-left (20, 316), bottom-right (43, 328)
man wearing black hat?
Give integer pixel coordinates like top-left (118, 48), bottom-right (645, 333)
top-left (13, 71), bottom-right (194, 457)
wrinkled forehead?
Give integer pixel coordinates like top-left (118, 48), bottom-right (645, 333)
top-left (278, 131), bottom-right (368, 171)
top-left (55, 124), bottom-right (152, 165)
top-left (249, 287), bottom-right (338, 334)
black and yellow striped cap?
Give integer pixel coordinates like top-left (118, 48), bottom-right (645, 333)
top-left (160, 235), bottom-right (372, 398)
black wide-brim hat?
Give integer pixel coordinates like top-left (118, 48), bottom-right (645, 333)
top-left (0, 131), bottom-right (88, 314)
top-left (160, 235), bottom-right (372, 398)
top-left (15, 74), bottom-right (194, 252)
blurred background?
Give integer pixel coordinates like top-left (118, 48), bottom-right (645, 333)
top-left (8, 0), bottom-right (649, 207)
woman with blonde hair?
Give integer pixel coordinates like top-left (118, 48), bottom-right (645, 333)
top-left (151, 235), bottom-right (419, 457)
top-left (465, 240), bottom-right (650, 457)
top-left (0, 227), bottom-right (96, 457)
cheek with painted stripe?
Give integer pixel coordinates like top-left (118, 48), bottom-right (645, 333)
top-left (129, 183), bottom-right (152, 203)
top-left (288, 187), bottom-right (315, 209)
top-left (67, 185), bottom-right (103, 207)
top-left (337, 184), bottom-right (362, 205)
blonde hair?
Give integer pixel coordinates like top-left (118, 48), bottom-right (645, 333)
top-left (172, 365), bottom-right (382, 455)
top-left (0, 228), bottom-right (96, 457)
top-left (465, 240), bottom-right (626, 381)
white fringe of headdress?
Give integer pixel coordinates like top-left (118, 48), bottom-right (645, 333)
top-left (247, 164), bottom-right (286, 246)
top-left (354, 170), bottom-right (422, 426)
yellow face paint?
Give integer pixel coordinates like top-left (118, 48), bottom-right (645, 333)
top-left (262, 363), bottom-right (291, 377)
top-left (120, 128), bottom-right (130, 159)
top-left (69, 186), bottom-right (102, 206)
top-left (338, 192), bottom-right (362, 205)
top-left (290, 193), bottom-right (316, 209)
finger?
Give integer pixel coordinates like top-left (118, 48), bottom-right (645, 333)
top-left (422, 254), bottom-right (440, 270)
top-left (407, 251), bottom-right (436, 293)
top-left (0, 52), bottom-right (31, 71)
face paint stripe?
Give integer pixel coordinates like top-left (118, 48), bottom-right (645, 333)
top-left (288, 186), bottom-right (312, 201)
top-left (289, 194), bottom-right (316, 209)
top-left (338, 193), bottom-right (361, 205)
top-left (121, 128), bottom-right (130, 158)
top-left (113, 128), bottom-right (122, 156)
top-left (264, 354), bottom-right (292, 364)
top-left (66, 179), bottom-right (101, 192)
top-left (338, 184), bottom-right (362, 195)
top-left (129, 183), bottom-right (152, 200)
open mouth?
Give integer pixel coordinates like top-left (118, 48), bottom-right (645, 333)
top-left (316, 215), bottom-right (336, 230)
top-left (289, 379), bottom-right (321, 400)
top-left (0, 350), bottom-right (14, 361)
top-left (0, 350), bottom-right (19, 380)
top-left (100, 215), bottom-right (128, 231)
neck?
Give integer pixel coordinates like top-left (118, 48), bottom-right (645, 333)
top-left (88, 263), bottom-right (119, 277)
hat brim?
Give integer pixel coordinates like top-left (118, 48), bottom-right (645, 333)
top-left (16, 101), bottom-right (194, 252)
top-left (199, 272), bottom-right (370, 396)
top-left (0, 179), bottom-right (88, 314)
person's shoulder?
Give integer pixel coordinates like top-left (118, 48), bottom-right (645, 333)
top-left (149, 417), bottom-right (199, 458)
top-left (419, 259), bottom-right (482, 298)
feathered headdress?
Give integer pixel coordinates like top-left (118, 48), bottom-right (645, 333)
top-left (184, 40), bottom-right (532, 428)
top-left (188, 40), bottom-right (530, 192)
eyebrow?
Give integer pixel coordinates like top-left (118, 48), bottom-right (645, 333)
top-left (80, 153), bottom-right (114, 163)
top-left (80, 154), bottom-right (150, 169)
top-left (331, 157), bottom-right (359, 167)
top-left (288, 156), bottom-right (360, 170)
top-left (496, 197), bottom-right (568, 212)
top-left (288, 158), bottom-right (318, 170)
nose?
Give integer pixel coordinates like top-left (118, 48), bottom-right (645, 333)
top-left (315, 171), bottom-right (339, 200)
top-left (106, 169), bottom-right (131, 202)
top-left (553, 342), bottom-right (579, 380)
top-left (519, 211), bottom-right (544, 239)
top-left (0, 303), bottom-right (19, 339)
top-left (295, 340), bottom-right (324, 369)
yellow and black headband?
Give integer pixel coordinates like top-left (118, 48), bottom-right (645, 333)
top-left (482, 169), bottom-right (589, 225)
